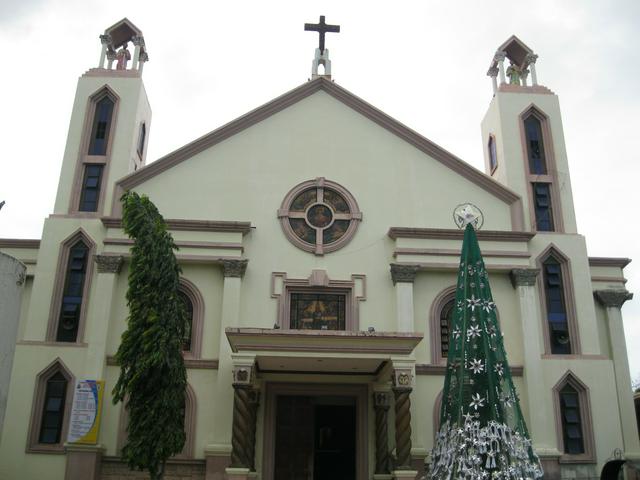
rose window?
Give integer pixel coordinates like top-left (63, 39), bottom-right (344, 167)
top-left (278, 178), bottom-right (362, 255)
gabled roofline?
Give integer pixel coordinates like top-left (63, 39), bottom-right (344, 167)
top-left (112, 77), bottom-right (523, 227)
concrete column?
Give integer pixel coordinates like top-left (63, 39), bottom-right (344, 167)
top-left (594, 290), bottom-right (640, 455)
top-left (390, 264), bottom-right (419, 332)
top-left (98, 34), bottom-right (111, 68)
top-left (495, 51), bottom-right (507, 85)
top-left (132, 36), bottom-right (144, 70)
top-left (391, 363), bottom-right (417, 479)
top-left (487, 66), bottom-right (499, 94)
top-left (526, 53), bottom-right (539, 85)
top-left (510, 268), bottom-right (555, 450)
top-left (211, 260), bottom-right (248, 452)
top-left (85, 255), bottom-right (123, 378)
top-left (0, 253), bottom-right (26, 439)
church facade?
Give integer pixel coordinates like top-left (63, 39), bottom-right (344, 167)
top-left (0, 18), bottom-right (638, 480)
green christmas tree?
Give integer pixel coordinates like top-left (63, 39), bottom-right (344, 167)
top-left (429, 223), bottom-right (543, 479)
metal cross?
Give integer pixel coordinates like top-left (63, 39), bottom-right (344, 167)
top-left (304, 15), bottom-right (340, 54)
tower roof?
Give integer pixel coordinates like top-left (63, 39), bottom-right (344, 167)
top-left (104, 18), bottom-right (143, 49)
top-left (489, 35), bottom-right (535, 70)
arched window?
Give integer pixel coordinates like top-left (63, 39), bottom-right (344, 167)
top-left (430, 286), bottom-right (457, 364)
top-left (47, 230), bottom-right (95, 343)
top-left (118, 383), bottom-right (197, 458)
top-left (552, 372), bottom-right (595, 462)
top-left (178, 278), bottom-right (204, 358)
top-left (537, 246), bottom-right (579, 355)
top-left (488, 135), bottom-right (498, 173)
top-left (524, 115), bottom-right (547, 175)
top-left (27, 359), bottom-right (74, 452)
top-left (88, 96), bottom-right (115, 156)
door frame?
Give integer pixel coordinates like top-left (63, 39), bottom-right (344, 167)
top-left (262, 382), bottom-right (368, 480)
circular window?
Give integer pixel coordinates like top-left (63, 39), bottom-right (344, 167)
top-left (278, 178), bottom-right (362, 255)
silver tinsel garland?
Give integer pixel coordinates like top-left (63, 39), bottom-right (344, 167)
top-left (430, 417), bottom-right (543, 480)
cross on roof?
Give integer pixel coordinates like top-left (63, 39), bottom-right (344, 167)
top-left (304, 15), bottom-right (340, 54)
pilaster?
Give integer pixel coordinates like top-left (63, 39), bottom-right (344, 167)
top-left (594, 289), bottom-right (640, 454)
top-left (213, 260), bottom-right (249, 448)
top-left (390, 264), bottom-right (419, 332)
top-left (510, 268), bottom-right (555, 449)
top-left (84, 255), bottom-right (123, 378)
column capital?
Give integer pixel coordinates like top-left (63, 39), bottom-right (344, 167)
top-left (525, 53), bottom-right (539, 64)
top-left (99, 34), bottom-right (112, 45)
top-left (594, 289), bottom-right (633, 309)
top-left (94, 254), bottom-right (123, 274)
top-left (391, 366), bottom-right (415, 391)
top-left (486, 66), bottom-right (499, 77)
top-left (132, 35), bottom-right (145, 46)
top-left (494, 51), bottom-right (507, 62)
top-left (510, 268), bottom-right (539, 287)
top-left (106, 50), bottom-right (117, 61)
top-left (390, 263), bottom-right (420, 285)
top-left (222, 259), bottom-right (248, 278)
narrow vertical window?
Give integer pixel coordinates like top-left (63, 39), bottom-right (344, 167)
top-left (439, 298), bottom-right (454, 358)
top-left (488, 135), bottom-right (497, 173)
top-left (57, 241), bottom-right (89, 342)
top-left (88, 96), bottom-right (114, 155)
top-left (38, 372), bottom-right (68, 444)
top-left (543, 256), bottom-right (571, 354)
top-left (78, 164), bottom-right (104, 212)
top-left (560, 384), bottom-right (585, 454)
top-left (524, 115), bottom-right (547, 174)
top-left (137, 122), bottom-right (146, 157)
top-left (179, 290), bottom-right (193, 352)
top-left (532, 182), bottom-right (554, 231)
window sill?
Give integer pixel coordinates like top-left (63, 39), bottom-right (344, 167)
top-left (26, 444), bottom-right (65, 454)
top-left (558, 453), bottom-right (597, 464)
top-left (17, 341), bottom-right (88, 348)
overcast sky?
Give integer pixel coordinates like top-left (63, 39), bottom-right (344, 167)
top-left (0, 0), bottom-right (638, 381)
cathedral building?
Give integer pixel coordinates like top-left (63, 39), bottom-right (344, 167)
top-left (0, 18), bottom-right (638, 480)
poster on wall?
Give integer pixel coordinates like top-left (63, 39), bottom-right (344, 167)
top-left (67, 379), bottom-right (105, 444)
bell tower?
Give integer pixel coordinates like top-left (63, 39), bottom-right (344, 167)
top-left (480, 36), bottom-right (577, 234)
top-left (53, 18), bottom-right (151, 217)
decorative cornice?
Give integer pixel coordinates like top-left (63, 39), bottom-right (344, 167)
top-left (0, 238), bottom-right (41, 249)
top-left (222, 259), bottom-right (248, 278)
top-left (106, 355), bottom-right (219, 369)
top-left (94, 254), bottom-right (124, 274)
top-left (101, 217), bottom-right (252, 235)
top-left (588, 257), bottom-right (631, 269)
top-left (387, 228), bottom-right (534, 242)
top-left (594, 290), bottom-right (633, 309)
top-left (510, 268), bottom-right (539, 287)
top-left (390, 263), bottom-right (420, 285)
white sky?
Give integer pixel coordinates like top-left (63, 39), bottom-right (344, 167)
top-left (0, 0), bottom-right (638, 381)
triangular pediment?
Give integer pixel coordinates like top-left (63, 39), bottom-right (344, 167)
top-left (115, 77), bottom-right (519, 213)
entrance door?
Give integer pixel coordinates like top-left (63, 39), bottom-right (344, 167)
top-left (273, 395), bottom-right (356, 480)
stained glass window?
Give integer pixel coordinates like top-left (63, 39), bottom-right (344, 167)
top-left (57, 241), bottom-right (89, 342)
top-left (290, 292), bottom-right (346, 330)
top-left (280, 180), bottom-right (361, 255)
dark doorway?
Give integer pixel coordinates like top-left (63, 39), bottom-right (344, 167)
top-left (273, 395), bottom-right (356, 480)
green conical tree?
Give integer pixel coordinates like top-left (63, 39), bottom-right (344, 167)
top-left (430, 223), bottom-right (543, 479)
top-left (112, 192), bottom-right (187, 480)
